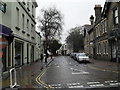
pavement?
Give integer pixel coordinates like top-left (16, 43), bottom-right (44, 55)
top-left (1, 57), bottom-right (54, 89)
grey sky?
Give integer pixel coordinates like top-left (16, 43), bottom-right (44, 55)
top-left (36, 0), bottom-right (105, 43)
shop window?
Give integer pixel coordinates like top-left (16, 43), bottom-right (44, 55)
top-left (15, 41), bottom-right (23, 66)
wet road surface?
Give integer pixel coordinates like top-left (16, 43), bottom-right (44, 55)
top-left (35, 56), bottom-right (120, 89)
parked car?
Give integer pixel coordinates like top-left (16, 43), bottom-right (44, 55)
top-left (70, 53), bottom-right (77, 60)
top-left (76, 53), bottom-right (91, 63)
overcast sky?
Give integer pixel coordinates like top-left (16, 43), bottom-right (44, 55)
top-left (36, 0), bottom-right (105, 43)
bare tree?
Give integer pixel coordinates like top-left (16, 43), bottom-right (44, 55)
top-left (38, 7), bottom-right (63, 63)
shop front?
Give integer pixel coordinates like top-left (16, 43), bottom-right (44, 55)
top-left (15, 41), bottom-right (24, 66)
top-left (108, 28), bottom-right (120, 62)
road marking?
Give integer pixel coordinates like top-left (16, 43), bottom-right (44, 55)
top-left (36, 67), bottom-right (54, 90)
top-left (105, 80), bottom-right (118, 83)
top-left (87, 82), bottom-right (100, 84)
top-left (90, 84), bottom-right (104, 87)
top-left (109, 83), bottom-right (120, 86)
top-left (67, 83), bottom-right (80, 86)
top-left (70, 68), bottom-right (90, 74)
top-left (51, 84), bottom-right (61, 86)
top-left (68, 85), bottom-right (84, 88)
top-left (72, 71), bottom-right (89, 75)
top-left (53, 86), bottom-right (62, 88)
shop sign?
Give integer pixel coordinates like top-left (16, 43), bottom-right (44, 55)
top-left (0, 37), bottom-right (8, 49)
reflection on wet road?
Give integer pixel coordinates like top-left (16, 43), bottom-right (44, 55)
top-left (36, 56), bottom-right (120, 88)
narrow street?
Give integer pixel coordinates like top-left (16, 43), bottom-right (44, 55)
top-left (34, 56), bottom-right (120, 89)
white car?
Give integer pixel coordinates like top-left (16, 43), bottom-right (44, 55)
top-left (76, 53), bottom-right (90, 63)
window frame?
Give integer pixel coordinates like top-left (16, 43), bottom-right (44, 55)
top-left (113, 7), bottom-right (119, 25)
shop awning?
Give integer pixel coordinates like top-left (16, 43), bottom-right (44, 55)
top-left (0, 24), bottom-right (12, 36)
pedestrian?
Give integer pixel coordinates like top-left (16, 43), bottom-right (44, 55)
top-left (50, 53), bottom-right (53, 59)
top-left (45, 52), bottom-right (49, 63)
top-left (40, 53), bottom-right (43, 62)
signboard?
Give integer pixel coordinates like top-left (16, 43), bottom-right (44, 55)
top-left (0, 37), bottom-right (8, 49)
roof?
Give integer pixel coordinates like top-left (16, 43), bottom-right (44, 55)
top-left (102, 2), bottom-right (111, 17)
top-left (83, 24), bottom-right (93, 32)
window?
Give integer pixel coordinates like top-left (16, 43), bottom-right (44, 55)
top-left (27, 0), bottom-right (30, 11)
top-left (104, 20), bottom-right (107, 32)
top-left (27, 0), bottom-right (29, 8)
top-left (22, 14), bottom-right (25, 30)
top-left (102, 19), bottom-right (107, 34)
top-left (103, 41), bottom-right (108, 55)
top-left (16, 7), bottom-right (19, 27)
top-left (113, 8), bottom-right (119, 25)
top-left (32, 5), bottom-right (34, 15)
top-left (0, 2), bottom-right (6, 13)
top-left (96, 25), bottom-right (101, 37)
top-left (96, 27), bottom-right (98, 37)
top-left (99, 25), bottom-right (101, 36)
top-left (31, 24), bottom-right (34, 32)
top-left (27, 19), bottom-right (29, 30)
top-left (97, 43), bottom-right (101, 54)
top-left (105, 41), bottom-right (108, 54)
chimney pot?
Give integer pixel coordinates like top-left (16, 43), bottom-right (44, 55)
top-left (94, 4), bottom-right (102, 23)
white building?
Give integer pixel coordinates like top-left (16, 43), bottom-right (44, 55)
top-left (0, 0), bottom-right (41, 72)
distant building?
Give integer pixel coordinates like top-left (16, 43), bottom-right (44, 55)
top-left (57, 44), bottom-right (67, 55)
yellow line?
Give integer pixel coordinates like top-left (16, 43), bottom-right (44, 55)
top-left (38, 69), bottom-right (54, 89)
top-left (36, 69), bottom-right (49, 89)
top-left (88, 65), bottom-right (120, 73)
top-left (36, 66), bottom-right (54, 90)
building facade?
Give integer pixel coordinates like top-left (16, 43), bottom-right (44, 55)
top-left (0, 0), bottom-right (43, 72)
top-left (84, 2), bottom-right (120, 62)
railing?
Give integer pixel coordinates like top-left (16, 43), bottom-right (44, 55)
top-left (10, 68), bottom-right (20, 88)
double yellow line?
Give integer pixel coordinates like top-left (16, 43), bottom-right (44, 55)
top-left (36, 67), bottom-right (54, 90)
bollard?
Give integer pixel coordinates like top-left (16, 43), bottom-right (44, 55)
top-left (10, 68), bottom-right (20, 88)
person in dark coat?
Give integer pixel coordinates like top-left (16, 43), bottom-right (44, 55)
top-left (40, 53), bottom-right (43, 62)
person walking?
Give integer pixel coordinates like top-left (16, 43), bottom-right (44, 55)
top-left (40, 53), bottom-right (44, 62)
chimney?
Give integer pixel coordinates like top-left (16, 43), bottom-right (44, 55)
top-left (94, 5), bottom-right (102, 23)
top-left (90, 15), bottom-right (94, 25)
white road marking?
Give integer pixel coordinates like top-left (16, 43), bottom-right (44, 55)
top-left (67, 83), bottom-right (73, 85)
top-left (70, 68), bottom-right (89, 74)
top-left (67, 83), bottom-right (80, 86)
top-left (90, 84), bottom-right (104, 87)
top-left (87, 82), bottom-right (100, 84)
top-left (68, 85), bottom-right (84, 88)
top-left (105, 80), bottom-right (117, 83)
top-left (110, 83), bottom-right (120, 86)
top-left (54, 87), bottom-right (62, 88)
top-left (72, 71), bottom-right (89, 74)
top-left (51, 84), bottom-right (61, 86)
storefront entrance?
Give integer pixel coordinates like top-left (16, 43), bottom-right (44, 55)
top-left (15, 41), bottom-right (23, 66)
